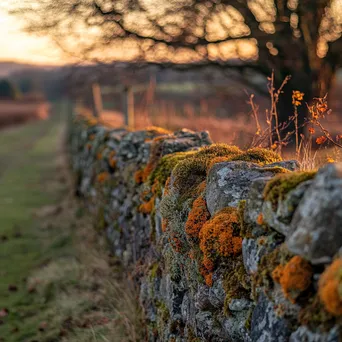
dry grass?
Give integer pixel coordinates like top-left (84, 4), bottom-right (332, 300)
top-left (28, 163), bottom-right (146, 342)
top-left (0, 99), bottom-right (49, 128)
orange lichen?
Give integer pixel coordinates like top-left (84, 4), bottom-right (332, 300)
top-left (162, 219), bottom-right (169, 232)
top-left (97, 172), bottom-right (110, 183)
top-left (256, 213), bottom-right (265, 225)
top-left (86, 143), bottom-right (92, 151)
top-left (196, 180), bottom-right (207, 194)
top-left (89, 134), bottom-right (96, 141)
top-left (139, 197), bottom-right (155, 214)
top-left (96, 152), bottom-right (103, 160)
top-left (318, 258), bottom-right (342, 316)
top-left (164, 177), bottom-right (171, 196)
top-left (185, 196), bottom-right (211, 240)
top-left (170, 233), bottom-right (183, 253)
top-left (204, 273), bottom-right (213, 287)
top-left (134, 170), bottom-right (144, 184)
top-left (199, 207), bottom-right (242, 280)
top-left (108, 151), bottom-right (117, 168)
top-left (272, 256), bottom-right (312, 302)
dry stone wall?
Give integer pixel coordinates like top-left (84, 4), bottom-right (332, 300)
top-left (70, 114), bottom-right (342, 342)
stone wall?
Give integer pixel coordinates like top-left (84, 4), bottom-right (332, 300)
top-left (69, 114), bottom-right (342, 342)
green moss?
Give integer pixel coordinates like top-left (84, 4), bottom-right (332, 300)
top-left (172, 144), bottom-right (243, 196)
top-left (156, 301), bottom-right (170, 322)
top-left (252, 242), bottom-right (292, 298)
top-left (298, 295), bottom-right (336, 331)
top-left (229, 147), bottom-right (282, 165)
top-left (238, 200), bottom-right (252, 239)
top-left (223, 256), bottom-right (250, 315)
top-left (259, 166), bottom-right (290, 174)
top-left (244, 307), bottom-right (254, 331)
top-left (150, 262), bottom-right (161, 280)
top-left (195, 143), bottom-right (242, 159)
top-left (95, 206), bottom-right (106, 232)
top-left (263, 171), bottom-right (316, 208)
top-left (148, 151), bottom-right (196, 188)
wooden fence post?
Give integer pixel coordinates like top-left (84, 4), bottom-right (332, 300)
top-left (123, 86), bottom-right (135, 129)
top-left (92, 83), bottom-right (103, 117)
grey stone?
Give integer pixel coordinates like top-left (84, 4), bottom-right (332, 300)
top-left (244, 177), bottom-right (272, 228)
top-left (206, 161), bottom-right (279, 215)
top-left (290, 326), bottom-right (340, 342)
top-left (250, 293), bottom-right (292, 342)
top-left (209, 279), bottom-right (226, 308)
top-left (242, 234), bottom-right (282, 274)
top-left (195, 311), bottom-right (218, 340)
top-left (222, 310), bottom-right (250, 342)
top-left (194, 284), bottom-right (213, 310)
top-left (287, 163), bottom-right (342, 264)
top-left (262, 180), bottom-right (312, 236)
top-left (229, 298), bottom-right (252, 311)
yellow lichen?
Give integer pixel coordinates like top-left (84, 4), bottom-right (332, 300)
top-left (318, 258), bottom-right (342, 316)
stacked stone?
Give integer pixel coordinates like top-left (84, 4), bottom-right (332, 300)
top-left (70, 114), bottom-right (342, 342)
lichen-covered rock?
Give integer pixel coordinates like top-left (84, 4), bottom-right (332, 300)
top-left (262, 180), bottom-right (312, 236)
top-left (244, 177), bottom-right (272, 230)
top-left (206, 161), bottom-right (281, 215)
top-left (287, 163), bottom-right (342, 264)
top-left (250, 293), bottom-right (292, 342)
top-left (242, 234), bottom-right (282, 274)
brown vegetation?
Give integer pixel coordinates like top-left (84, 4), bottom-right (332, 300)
top-left (0, 99), bottom-right (49, 128)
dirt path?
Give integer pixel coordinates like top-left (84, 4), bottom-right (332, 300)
top-left (0, 103), bottom-right (143, 342)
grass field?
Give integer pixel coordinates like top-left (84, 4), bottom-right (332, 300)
top-left (0, 103), bottom-right (143, 342)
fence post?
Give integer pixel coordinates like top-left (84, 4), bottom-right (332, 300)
top-left (92, 83), bottom-right (103, 117)
top-left (123, 86), bottom-right (135, 129)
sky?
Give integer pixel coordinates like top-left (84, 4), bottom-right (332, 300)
top-left (0, 1), bottom-right (63, 65)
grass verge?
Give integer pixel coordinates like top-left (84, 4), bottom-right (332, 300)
top-left (0, 105), bottom-right (144, 342)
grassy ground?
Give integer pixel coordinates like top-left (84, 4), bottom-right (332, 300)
top-left (0, 104), bottom-right (143, 342)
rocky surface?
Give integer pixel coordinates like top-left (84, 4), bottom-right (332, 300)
top-left (70, 115), bottom-right (342, 341)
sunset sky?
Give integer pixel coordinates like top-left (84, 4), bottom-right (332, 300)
top-left (0, 1), bottom-right (63, 65)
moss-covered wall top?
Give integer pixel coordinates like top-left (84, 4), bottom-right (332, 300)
top-left (69, 114), bottom-right (342, 342)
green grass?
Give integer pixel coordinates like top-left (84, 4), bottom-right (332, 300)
top-left (0, 108), bottom-right (70, 341)
top-left (0, 103), bottom-right (143, 342)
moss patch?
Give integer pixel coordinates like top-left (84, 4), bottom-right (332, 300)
top-left (263, 171), bottom-right (316, 208)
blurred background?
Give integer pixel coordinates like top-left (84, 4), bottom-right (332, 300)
top-left (1, 0), bottom-right (342, 150)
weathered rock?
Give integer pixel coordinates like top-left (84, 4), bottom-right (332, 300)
top-left (195, 284), bottom-right (213, 310)
top-left (229, 298), bottom-right (252, 312)
top-left (250, 293), bottom-right (292, 342)
top-left (287, 163), bottom-right (342, 264)
top-left (209, 278), bottom-right (226, 308)
top-left (244, 177), bottom-right (272, 229)
top-left (222, 310), bottom-right (251, 342)
top-left (289, 326), bottom-right (340, 342)
top-left (242, 234), bottom-right (282, 274)
top-left (206, 162), bottom-right (280, 215)
top-left (262, 180), bottom-right (312, 236)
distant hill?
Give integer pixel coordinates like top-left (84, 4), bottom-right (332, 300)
top-left (0, 61), bottom-right (56, 78)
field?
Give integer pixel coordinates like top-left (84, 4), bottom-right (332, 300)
top-left (0, 103), bottom-right (142, 342)
top-left (0, 99), bottom-right (49, 128)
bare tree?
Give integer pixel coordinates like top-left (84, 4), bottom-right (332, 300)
top-left (10, 0), bottom-right (342, 124)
